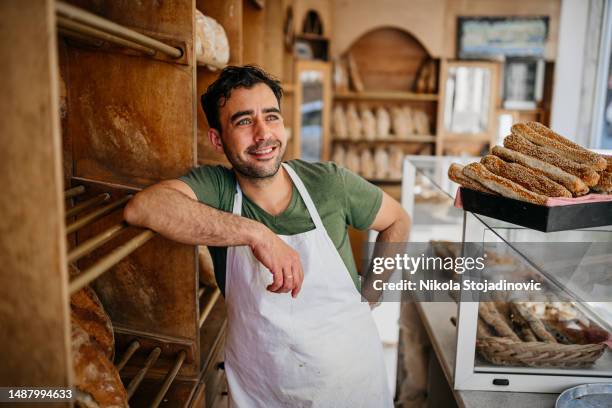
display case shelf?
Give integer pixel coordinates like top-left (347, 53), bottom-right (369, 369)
top-left (333, 135), bottom-right (436, 143)
top-left (334, 90), bottom-right (438, 102)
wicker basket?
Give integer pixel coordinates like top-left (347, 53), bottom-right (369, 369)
top-left (476, 336), bottom-right (607, 368)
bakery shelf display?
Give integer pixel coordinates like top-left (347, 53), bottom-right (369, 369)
top-left (330, 27), bottom-right (441, 189)
top-left (334, 90), bottom-right (439, 102)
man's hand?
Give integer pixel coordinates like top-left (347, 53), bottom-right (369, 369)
top-left (250, 228), bottom-right (304, 298)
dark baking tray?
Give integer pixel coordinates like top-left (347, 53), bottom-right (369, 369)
top-left (459, 187), bottom-right (612, 232)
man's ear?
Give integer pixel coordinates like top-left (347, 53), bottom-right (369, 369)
top-left (208, 128), bottom-right (224, 153)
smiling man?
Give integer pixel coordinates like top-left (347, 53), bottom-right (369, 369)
top-left (124, 65), bottom-right (410, 407)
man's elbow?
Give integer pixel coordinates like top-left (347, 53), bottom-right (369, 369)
top-left (123, 193), bottom-right (146, 226)
top-left (396, 209), bottom-right (411, 239)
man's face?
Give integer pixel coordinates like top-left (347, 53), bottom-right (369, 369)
top-left (215, 83), bottom-right (286, 179)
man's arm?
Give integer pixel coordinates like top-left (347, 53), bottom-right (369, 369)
top-left (362, 192), bottom-right (411, 304)
top-left (369, 192), bottom-right (411, 242)
top-left (124, 180), bottom-right (303, 297)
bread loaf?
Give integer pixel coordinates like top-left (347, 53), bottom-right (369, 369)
top-left (69, 264), bottom-right (114, 361)
top-left (360, 106), bottom-right (376, 141)
top-left (70, 286), bottom-right (115, 361)
top-left (195, 10), bottom-right (229, 70)
top-left (413, 109), bottom-right (430, 135)
top-left (373, 147), bottom-right (389, 180)
top-left (360, 149), bottom-right (374, 178)
top-left (331, 145), bottom-right (346, 167)
top-left (332, 105), bottom-right (348, 139)
top-left (71, 319), bottom-right (128, 408)
top-left (375, 106), bottom-right (391, 139)
top-left (345, 147), bottom-right (360, 174)
top-left (391, 107), bottom-right (409, 139)
top-left (346, 104), bottom-right (362, 140)
top-left (388, 148), bottom-right (404, 179)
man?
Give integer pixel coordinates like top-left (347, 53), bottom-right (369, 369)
top-left (124, 65), bottom-right (410, 407)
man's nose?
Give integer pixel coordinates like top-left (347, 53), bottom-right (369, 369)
top-left (253, 117), bottom-right (271, 141)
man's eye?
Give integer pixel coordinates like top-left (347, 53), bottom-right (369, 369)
top-left (266, 115), bottom-right (280, 121)
top-left (237, 118), bottom-right (251, 125)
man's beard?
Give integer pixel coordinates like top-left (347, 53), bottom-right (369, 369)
top-left (222, 140), bottom-right (285, 179)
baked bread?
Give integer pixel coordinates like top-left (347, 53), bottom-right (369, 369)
top-left (504, 133), bottom-right (600, 186)
top-left (359, 148), bottom-right (375, 179)
top-left (448, 163), bottom-right (496, 195)
top-left (332, 105), bottom-right (348, 139)
top-left (478, 302), bottom-right (521, 341)
top-left (592, 171), bottom-right (612, 193)
top-left (480, 155), bottom-right (571, 197)
top-left (391, 107), bottom-right (410, 139)
top-left (373, 147), bottom-right (389, 180)
top-left (345, 147), bottom-right (360, 174)
top-left (462, 162), bottom-right (548, 205)
top-left (71, 319), bottom-right (128, 408)
top-left (195, 10), bottom-right (229, 70)
top-left (491, 146), bottom-right (589, 196)
top-left (375, 106), bottom-right (391, 139)
top-left (388, 147), bottom-right (404, 179)
top-left (346, 104), bottom-right (362, 140)
top-left (413, 109), bottom-right (430, 135)
top-left (331, 145), bottom-right (346, 167)
top-left (513, 123), bottom-right (606, 171)
top-left (69, 264), bottom-right (114, 360)
top-left (360, 106), bottom-right (376, 141)
top-left (70, 286), bottom-right (115, 361)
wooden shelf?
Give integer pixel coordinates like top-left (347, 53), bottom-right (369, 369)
top-left (333, 135), bottom-right (436, 143)
top-left (441, 133), bottom-right (491, 143)
top-left (334, 90), bottom-right (438, 102)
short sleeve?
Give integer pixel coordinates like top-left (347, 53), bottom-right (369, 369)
top-left (340, 167), bottom-right (383, 230)
top-left (178, 165), bottom-right (230, 209)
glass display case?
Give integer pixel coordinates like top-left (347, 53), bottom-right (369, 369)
top-left (402, 156), bottom-right (612, 393)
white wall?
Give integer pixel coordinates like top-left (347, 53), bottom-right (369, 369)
top-left (550, 0), bottom-right (590, 141)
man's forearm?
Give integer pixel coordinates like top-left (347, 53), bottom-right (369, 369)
top-left (362, 213), bottom-right (411, 303)
top-left (124, 184), bottom-right (264, 247)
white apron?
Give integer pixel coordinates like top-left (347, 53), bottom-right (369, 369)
top-left (224, 163), bottom-right (392, 408)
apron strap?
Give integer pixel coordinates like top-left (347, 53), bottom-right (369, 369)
top-left (232, 181), bottom-right (243, 216)
top-left (281, 163), bottom-right (324, 230)
top-left (230, 163), bottom-right (325, 230)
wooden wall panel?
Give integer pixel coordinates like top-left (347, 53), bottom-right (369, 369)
top-left (243, 0), bottom-right (266, 66)
top-left (331, 0), bottom-right (446, 58)
top-left (263, 0), bottom-right (286, 79)
top-left (0, 0), bottom-right (72, 388)
top-left (346, 27), bottom-right (430, 91)
top-left (331, 0), bottom-right (560, 60)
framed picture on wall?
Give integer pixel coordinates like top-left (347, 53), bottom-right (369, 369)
top-left (457, 16), bottom-right (549, 59)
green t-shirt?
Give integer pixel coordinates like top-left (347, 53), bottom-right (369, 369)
top-left (179, 159), bottom-right (383, 295)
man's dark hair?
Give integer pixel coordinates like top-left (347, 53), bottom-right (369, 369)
top-left (201, 65), bottom-right (283, 133)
